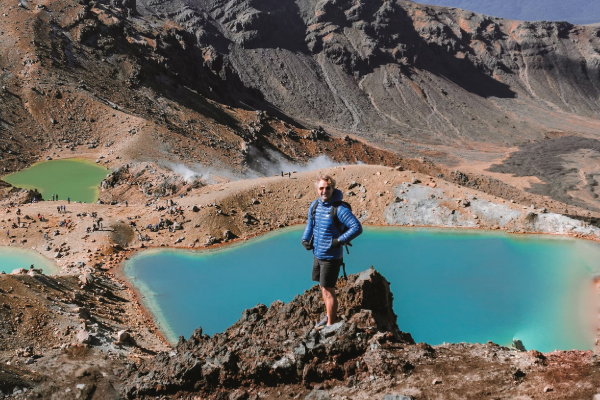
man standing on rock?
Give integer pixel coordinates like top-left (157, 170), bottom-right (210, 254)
top-left (302, 174), bottom-right (362, 329)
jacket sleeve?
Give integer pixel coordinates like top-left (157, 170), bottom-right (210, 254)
top-left (336, 206), bottom-right (362, 243)
top-left (302, 202), bottom-right (316, 242)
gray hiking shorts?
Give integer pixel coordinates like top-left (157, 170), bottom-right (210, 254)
top-left (312, 257), bottom-right (342, 288)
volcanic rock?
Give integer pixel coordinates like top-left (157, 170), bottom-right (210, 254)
top-left (122, 268), bottom-right (413, 398)
top-left (76, 330), bottom-right (91, 344)
top-left (79, 273), bottom-right (94, 285)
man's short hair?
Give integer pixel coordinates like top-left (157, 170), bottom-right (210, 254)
top-left (315, 174), bottom-right (336, 189)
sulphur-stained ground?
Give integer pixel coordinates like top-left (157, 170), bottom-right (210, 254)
top-left (0, 164), bottom-right (599, 398)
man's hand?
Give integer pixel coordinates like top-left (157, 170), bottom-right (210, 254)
top-left (331, 238), bottom-right (343, 248)
top-left (302, 240), bottom-right (313, 250)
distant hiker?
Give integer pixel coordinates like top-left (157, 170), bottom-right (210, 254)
top-left (57, 206), bottom-right (60, 214)
top-left (281, 171), bottom-right (284, 177)
top-left (125, 200), bottom-right (128, 207)
top-left (302, 174), bottom-right (362, 329)
top-left (5, 230), bottom-right (9, 237)
top-left (67, 197), bottom-right (70, 204)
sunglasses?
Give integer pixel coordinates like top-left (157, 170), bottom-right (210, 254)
top-left (318, 186), bottom-right (332, 191)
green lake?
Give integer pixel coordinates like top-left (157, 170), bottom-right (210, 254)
top-left (0, 247), bottom-right (59, 275)
top-left (2, 159), bottom-right (111, 203)
top-left (124, 226), bottom-right (600, 352)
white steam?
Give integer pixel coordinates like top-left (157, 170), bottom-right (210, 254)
top-left (273, 154), bottom-right (347, 174)
top-left (166, 153), bottom-right (356, 183)
top-left (166, 162), bottom-right (209, 183)
top-left (245, 149), bottom-right (353, 178)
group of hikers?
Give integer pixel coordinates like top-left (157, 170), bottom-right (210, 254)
top-left (49, 194), bottom-right (70, 203)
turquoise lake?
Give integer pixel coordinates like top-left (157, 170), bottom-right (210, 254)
top-left (124, 227), bottom-right (600, 352)
top-left (0, 247), bottom-right (59, 275)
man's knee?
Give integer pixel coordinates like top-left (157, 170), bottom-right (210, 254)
top-left (321, 286), bottom-right (336, 297)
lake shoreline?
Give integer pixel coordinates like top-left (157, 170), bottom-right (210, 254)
top-left (119, 224), bottom-right (600, 351)
top-left (111, 259), bottom-right (173, 346)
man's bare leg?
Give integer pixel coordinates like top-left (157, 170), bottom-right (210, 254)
top-left (321, 286), bottom-right (338, 325)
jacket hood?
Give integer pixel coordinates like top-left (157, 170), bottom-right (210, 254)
top-left (321, 188), bottom-right (343, 205)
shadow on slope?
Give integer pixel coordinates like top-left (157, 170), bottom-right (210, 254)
top-left (488, 136), bottom-right (600, 211)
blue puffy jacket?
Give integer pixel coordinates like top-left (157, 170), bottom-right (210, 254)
top-left (302, 189), bottom-right (363, 260)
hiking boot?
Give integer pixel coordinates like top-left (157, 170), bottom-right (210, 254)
top-left (314, 316), bottom-right (328, 331)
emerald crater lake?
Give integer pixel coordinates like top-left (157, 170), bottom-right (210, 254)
top-left (2, 159), bottom-right (111, 203)
top-left (0, 247), bottom-right (59, 275)
top-left (124, 227), bottom-right (600, 352)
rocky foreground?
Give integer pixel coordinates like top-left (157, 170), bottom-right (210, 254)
top-left (122, 269), bottom-right (600, 400)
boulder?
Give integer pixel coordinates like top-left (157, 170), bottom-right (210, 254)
top-left (75, 307), bottom-right (91, 320)
top-left (116, 330), bottom-right (130, 343)
top-left (116, 330), bottom-right (136, 345)
top-left (10, 268), bottom-right (25, 275)
top-left (512, 339), bottom-right (526, 351)
top-left (79, 273), bottom-right (93, 285)
top-left (15, 347), bottom-right (33, 357)
top-left (76, 330), bottom-right (91, 344)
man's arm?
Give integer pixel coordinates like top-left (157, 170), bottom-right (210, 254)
top-left (301, 201), bottom-right (316, 243)
top-left (336, 206), bottom-right (362, 244)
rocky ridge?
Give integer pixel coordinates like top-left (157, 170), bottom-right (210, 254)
top-left (123, 268), bottom-right (413, 398)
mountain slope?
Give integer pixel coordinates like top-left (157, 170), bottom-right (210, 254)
top-left (137, 0), bottom-right (600, 142)
top-left (1, 0), bottom-right (600, 210)
top-left (133, 0), bottom-right (600, 209)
